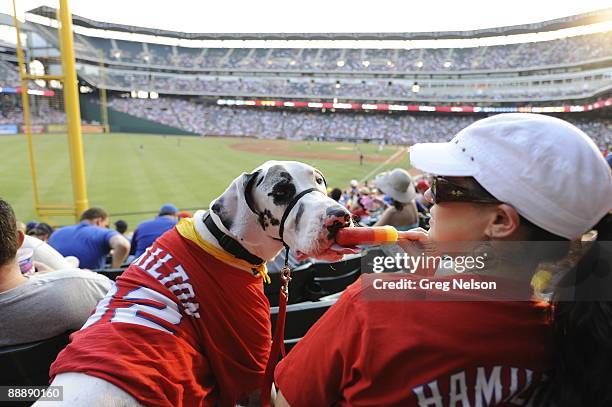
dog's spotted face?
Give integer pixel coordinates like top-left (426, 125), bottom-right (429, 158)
top-left (212, 161), bottom-right (353, 262)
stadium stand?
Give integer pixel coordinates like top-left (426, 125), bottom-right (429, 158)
top-left (0, 59), bottom-right (19, 85)
top-left (76, 67), bottom-right (611, 102)
top-left (1, 7), bottom-right (608, 103)
top-left (105, 97), bottom-right (612, 148)
top-left (67, 31), bottom-right (612, 73)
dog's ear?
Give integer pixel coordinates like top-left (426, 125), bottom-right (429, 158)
top-left (210, 170), bottom-right (262, 232)
top-left (243, 170), bottom-right (262, 215)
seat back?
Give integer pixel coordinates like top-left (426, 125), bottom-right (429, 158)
top-left (306, 253), bottom-right (363, 298)
top-left (0, 332), bottom-right (72, 386)
top-left (270, 299), bottom-right (337, 352)
top-left (264, 262), bottom-right (314, 306)
top-left (93, 268), bottom-right (126, 281)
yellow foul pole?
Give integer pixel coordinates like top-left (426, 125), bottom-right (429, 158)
top-left (58, 0), bottom-right (89, 221)
top-left (12, 0), bottom-right (41, 215)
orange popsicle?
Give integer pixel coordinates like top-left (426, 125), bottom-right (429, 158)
top-left (335, 226), bottom-right (399, 246)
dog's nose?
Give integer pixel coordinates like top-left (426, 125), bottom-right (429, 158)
top-left (325, 206), bottom-right (351, 226)
top-left (325, 206), bottom-right (351, 239)
top-left (326, 206), bottom-right (350, 219)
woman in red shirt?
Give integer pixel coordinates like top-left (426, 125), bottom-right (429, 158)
top-left (274, 114), bottom-right (612, 407)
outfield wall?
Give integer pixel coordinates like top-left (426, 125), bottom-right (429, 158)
top-left (80, 95), bottom-right (196, 136)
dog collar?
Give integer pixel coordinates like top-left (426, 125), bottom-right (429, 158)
top-left (177, 217), bottom-right (270, 283)
top-left (203, 213), bottom-right (265, 266)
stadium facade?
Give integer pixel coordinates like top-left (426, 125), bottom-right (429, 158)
top-left (0, 7), bottom-right (610, 147)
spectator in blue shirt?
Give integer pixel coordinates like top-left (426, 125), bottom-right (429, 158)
top-left (49, 207), bottom-right (131, 270)
top-left (130, 204), bottom-right (179, 258)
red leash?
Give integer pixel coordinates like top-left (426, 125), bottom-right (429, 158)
top-left (261, 264), bottom-right (291, 406)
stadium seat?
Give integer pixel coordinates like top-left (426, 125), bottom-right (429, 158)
top-left (0, 332), bottom-right (72, 387)
top-left (312, 267), bottom-right (361, 295)
top-left (307, 253), bottom-right (363, 296)
top-left (310, 253), bottom-right (362, 278)
top-left (264, 262), bottom-right (314, 307)
top-left (270, 299), bottom-right (337, 353)
top-left (94, 268), bottom-right (126, 281)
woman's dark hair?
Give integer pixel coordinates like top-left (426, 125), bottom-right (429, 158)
top-left (534, 213), bottom-right (612, 407)
top-left (114, 220), bottom-right (128, 234)
top-left (27, 222), bottom-right (54, 240)
top-left (468, 175), bottom-right (612, 405)
top-left (391, 199), bottom-right (405, 211)
top-left (330, 188), bottom-right (342, 202)
top-left (521, 216), bottom-right (570, 264)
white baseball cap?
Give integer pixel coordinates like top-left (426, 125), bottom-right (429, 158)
top-left (410, 113), bottom-right (612, 240)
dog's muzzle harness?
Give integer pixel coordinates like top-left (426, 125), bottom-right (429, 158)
top-left (242, 170), bottom-right (326, 278)
top-left (203, 179), bottom-right (324, 282)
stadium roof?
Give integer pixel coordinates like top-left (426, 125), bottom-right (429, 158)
top-left (27, 5), bottom-right (612, 41)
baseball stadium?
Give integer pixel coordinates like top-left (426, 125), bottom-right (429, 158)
top-left (0, 0), bottom-right (611, 406)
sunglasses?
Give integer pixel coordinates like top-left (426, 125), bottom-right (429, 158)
top-left (429, 176), bottom-right (501, 204)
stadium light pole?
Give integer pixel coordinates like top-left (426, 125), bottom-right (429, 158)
top-left (58, 0), bottom-right (89, 220)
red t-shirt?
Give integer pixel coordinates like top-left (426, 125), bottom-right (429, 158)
top-left (275, 274), bottom-right (551, 407)
top-left (50, 228), bottom-right (271, 407)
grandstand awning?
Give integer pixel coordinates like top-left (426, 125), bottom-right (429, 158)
top-left (26, 6), bottom-right (612, 41)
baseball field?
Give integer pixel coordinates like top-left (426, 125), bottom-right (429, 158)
top-left (0, 133), bottom-right (410, 226)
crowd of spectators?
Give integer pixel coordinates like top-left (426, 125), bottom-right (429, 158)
top-left (94, 70), bottom-right (607, 101)
top-left (0, 60), bottom-right (19, 85)
top-left (82, 31), bottom-right (611, 73)
top-left (107, 97), bottom-right (612, 149)
top-left (0, 102), bottom-right (66, 125)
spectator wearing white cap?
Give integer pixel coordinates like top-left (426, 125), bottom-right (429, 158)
top-left (373, 168), bottom-right (419, 231)
top-left (274, 113), bottom-right (612, 407)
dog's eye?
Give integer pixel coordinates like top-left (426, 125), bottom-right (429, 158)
top-left (316, 177), bottom-right (323, 185)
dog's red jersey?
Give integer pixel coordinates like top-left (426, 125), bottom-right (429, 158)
top-left (275, 275), bottom-right (552, 407)
top-left (50, 228), bottom-right (271, 407)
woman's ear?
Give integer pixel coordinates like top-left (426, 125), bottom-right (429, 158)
top-left (484, 204), bottom-right (522, 239)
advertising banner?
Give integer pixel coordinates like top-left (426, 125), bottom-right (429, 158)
top-left (0, 124), bottom-right (18, 135)
top-left (82, 124), bottom-right (105, 133)
top-left (47, 124), bottom-right (68, 133)
top-left (20, 125), bottom-right (45, 134)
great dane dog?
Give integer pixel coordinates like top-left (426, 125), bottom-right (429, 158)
top-left (37, 161), bottom-right (353, 407)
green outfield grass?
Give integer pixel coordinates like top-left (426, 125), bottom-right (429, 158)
top-left (0, 133), bottom-right (409, 227)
